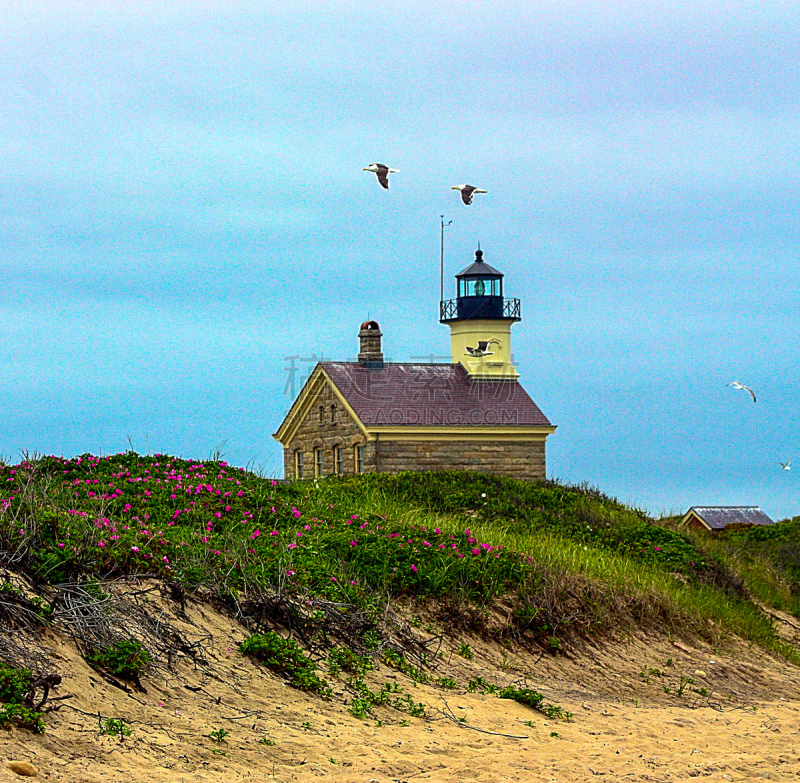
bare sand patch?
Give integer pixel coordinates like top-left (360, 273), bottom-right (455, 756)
top-left (3, 594), bottom-right (799, 783)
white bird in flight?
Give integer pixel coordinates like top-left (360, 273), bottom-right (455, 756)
top-left (452, 184), bottom-right (488, 205)
top-left (465, 339), bottom-right (500, 357)
top-left (778, 460), bottom-right (791, 471)
top-left (363, 163), bottom-right (398, 190)
top-left (726, 380), bottom-right (756, 403)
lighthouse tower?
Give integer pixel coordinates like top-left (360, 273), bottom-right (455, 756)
top-left (439, 247), bottom-right (522, 379)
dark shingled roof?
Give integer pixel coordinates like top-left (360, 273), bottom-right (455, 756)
top-left (457, 249), bottom-right (503, 278)
top-left (686, 506), bottom-right (775, 531)
top-left (321, 362), bottom-right (552, 428)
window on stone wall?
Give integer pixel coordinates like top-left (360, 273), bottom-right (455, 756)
top-left (354, 444), bottom-right (364, 474)
top-left (295, 451), bottom-right (304, 479)
top-left (335, 446), bottom-right (343, 475)
top-left (315, 448), bottom-right (324, 477)
top-left (331, 403), bottom-right (337, 424)
top-left (318, 405), bottom-right (325, 424)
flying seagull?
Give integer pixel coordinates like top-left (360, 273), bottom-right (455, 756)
top-left (452, 184), bottom-right (487, 205)
top-left (778, 460), bottom-right (791, 471)
top-left (465, 339), bottom-right (500, 357)
top-left (726, 380), bottom-right (757, 403)
top-left (363, 163), bottom-right (398, 189)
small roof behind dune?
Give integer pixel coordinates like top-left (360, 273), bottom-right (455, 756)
top-left (682, 506), bottom-right (775, 531)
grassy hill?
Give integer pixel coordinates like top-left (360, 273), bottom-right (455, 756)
top-left (0, 451), bottom-right (798, 736)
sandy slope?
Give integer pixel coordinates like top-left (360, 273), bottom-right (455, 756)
top-left (3, 589), bottom-right (800, 783)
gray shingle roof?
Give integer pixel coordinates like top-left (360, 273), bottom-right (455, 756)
top-left (456, 248), bottom-right (503, 277)
top-left (321, 362), bottom-right (552, 428)
top-left (686, 506), bottom-right (774, 531)
top-left (456, 258), bottom-right (503, 277)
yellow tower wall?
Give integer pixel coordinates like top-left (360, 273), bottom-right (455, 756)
top-left (448, 319), bottom-right (519, 378)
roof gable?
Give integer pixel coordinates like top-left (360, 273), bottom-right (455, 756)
top-left (273, 365), bottom-right (369, 444)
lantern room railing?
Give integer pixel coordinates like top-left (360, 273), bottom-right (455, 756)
top-left (502, 298), bottom-right (521, 319)
top-left (439, 297), bottom-right (521, 322)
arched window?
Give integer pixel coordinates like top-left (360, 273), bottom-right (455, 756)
top-left (295, 451), bottom-right (304, 479)
top-left (331, 403), bottom-right (337, 423)
top-left (318, 405), bottom-right (325, 424)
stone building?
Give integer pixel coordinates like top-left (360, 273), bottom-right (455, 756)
top-left (273, 249), bottom-right (556, 480)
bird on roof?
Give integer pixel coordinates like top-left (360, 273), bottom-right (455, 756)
top-left (465, 339), bottom-right (501, 357)
top-left (726, 380), bottom-right (757, 402)
top-left (363, 163), bottom-right (398, 189)
top-left (452, 184), bottom-right (488, 205)
top-left (778, 460), bottom-right (791, 471)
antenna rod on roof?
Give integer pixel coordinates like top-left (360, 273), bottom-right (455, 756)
top-left (440, 215), bottom-right (452, 305)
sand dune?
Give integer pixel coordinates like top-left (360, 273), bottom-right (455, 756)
top-left (3, 594), bottom-right (800, 783)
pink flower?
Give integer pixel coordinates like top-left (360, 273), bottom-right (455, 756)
top-left (131, 546), bottom-right (139, 553)
top-left (292, 507), bottom-right (301, 519)
top-left (410, 564), bottom-right (418, 573)
top-left (251, 530), bottom-right (261, 539)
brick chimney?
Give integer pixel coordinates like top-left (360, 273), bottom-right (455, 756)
top-left (358, 321), bottom-right (384, 368)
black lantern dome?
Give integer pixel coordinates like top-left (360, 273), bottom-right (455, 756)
top-left (440, 248), bottom-right (521, 323)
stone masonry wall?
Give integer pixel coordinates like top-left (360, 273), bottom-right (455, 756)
top-left (283, 381), bottom-right (374, 479)
top-left (376, 438), bottom-right (546, 481)
top-left (282, 379), bottom-right (548, 480)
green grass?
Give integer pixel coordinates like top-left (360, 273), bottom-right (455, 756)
top-left (0, 663), bottom-right (45, 733)
top-left (87, 640), bottom-right (151, 681)
top-left (0, 453), bottom-right (798, 667)
top-left (240, 631), bottom-right (331, 696)
top-left (686, 518), bottom-right (800, 617)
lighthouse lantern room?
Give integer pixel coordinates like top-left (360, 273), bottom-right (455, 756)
top-left (439, 248), bottom-right (522, 379)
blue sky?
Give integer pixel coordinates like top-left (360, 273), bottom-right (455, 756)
top-left (1, 1), bottom-right (798, 519)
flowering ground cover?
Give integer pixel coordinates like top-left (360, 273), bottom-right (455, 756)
top-left (1, 455), bottom-right (531, 603)
top-left (0, 453), bottom-right (797, 660)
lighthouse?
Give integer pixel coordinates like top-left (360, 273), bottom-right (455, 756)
top-left (275, 244), bottom-right (555, 481)
top-left (439, 247), bottom-right (521, 379)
